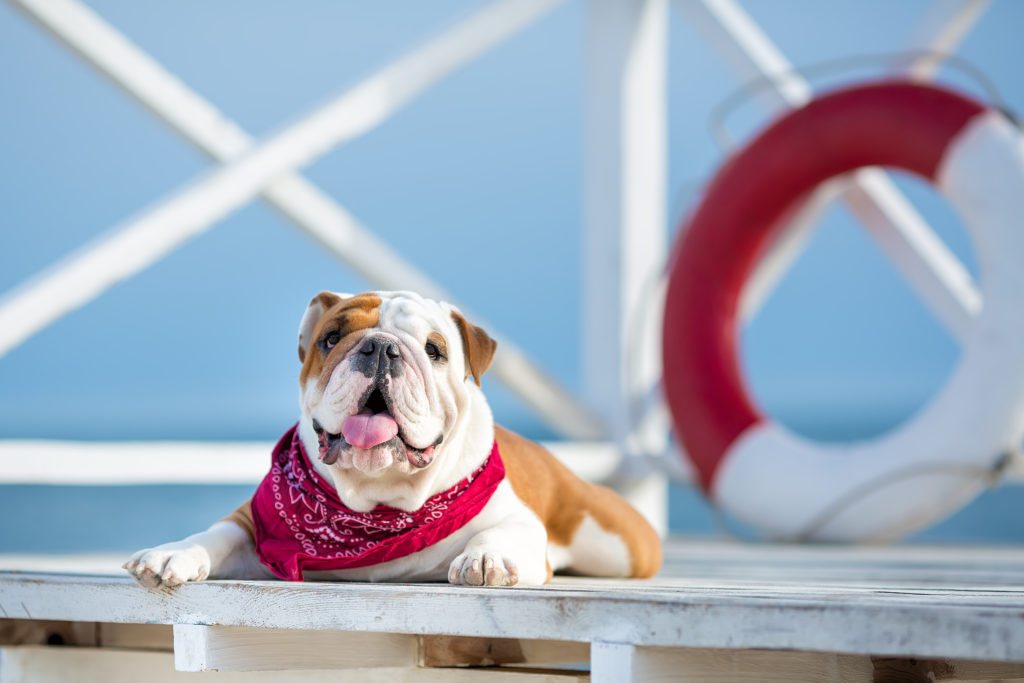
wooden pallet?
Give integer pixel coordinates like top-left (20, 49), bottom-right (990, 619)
top-left (3, 538), bottom-right (1024, 682)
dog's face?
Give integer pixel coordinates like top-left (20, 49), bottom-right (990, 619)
top-left (297, 291), bottom-right (496, 476)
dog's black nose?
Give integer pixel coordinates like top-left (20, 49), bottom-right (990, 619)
top-left (359, 337), bottom-right (399, 359)
top-left (352, 336), bottom-right (403, 377)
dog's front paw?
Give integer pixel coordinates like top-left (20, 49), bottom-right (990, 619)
top-left (448, 548), bottom-right (520, 587)
top-left (123, 543), bottom-right (211, 588)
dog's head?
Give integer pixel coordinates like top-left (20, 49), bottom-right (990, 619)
top-left (296, 290), bottom-right (497, 477)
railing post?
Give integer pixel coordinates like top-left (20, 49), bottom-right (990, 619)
top-left (584, 0), bottom-right (669, 533)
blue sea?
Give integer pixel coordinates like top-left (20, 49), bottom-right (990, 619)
top-left (1, 481), bottom-right (1023, 554)
top-left (2, 414), bottom-right (1022, 553)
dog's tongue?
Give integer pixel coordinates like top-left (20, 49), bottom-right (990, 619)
top-left (342, 411), bottom-right (399, 449)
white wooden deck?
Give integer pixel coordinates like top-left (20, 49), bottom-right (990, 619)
top-left (3, 539), bottom-right (1024, 682)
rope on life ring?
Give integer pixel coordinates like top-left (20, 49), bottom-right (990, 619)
top-left (662, 81), bottom-right (1024, 541)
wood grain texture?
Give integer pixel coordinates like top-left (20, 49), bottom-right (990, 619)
top-left (872, 656), bottom-right (1024, 682)
top-left (0, 646), bottom-right (590, 682)
top-left (592, 644), bottom-right (874, 683)
top-left (4, 539), bottom-right (1024, 664)
top-left (5, 570), bottom-right (1024, 662)
top-left (173, 624), bottom-right (418, 672)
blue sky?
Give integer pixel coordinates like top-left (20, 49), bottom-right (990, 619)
top-left (1, 0), bottom-right (1022, 443)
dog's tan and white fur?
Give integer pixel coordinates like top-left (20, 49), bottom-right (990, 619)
top-left (125, 291), bottom-right (661, 586)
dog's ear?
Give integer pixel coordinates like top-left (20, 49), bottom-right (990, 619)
top-left (450, 310), bottom-right (497, 386)
top-left (298, 291), bottom-right (348, 363)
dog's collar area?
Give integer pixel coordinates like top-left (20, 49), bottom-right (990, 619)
top-left (251, 425), bottom-right (506, 581)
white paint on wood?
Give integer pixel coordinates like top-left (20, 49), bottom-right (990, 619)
top-left (173, 624), bottom-right (417, 672)
top-left (5, 560), bottom-right (1024, 661)
top-left (0, 553), bottom-right (125, 575)
top-left (0, 440), bottom-right (270, 484)
top-left (8, 540), bottom-right (1024, 670)
top-left (0, 646), bottom-right (589, 682)
top-left (584, 0), bottom-right (667, 440)
top-left (594, 644), bottom-right (874, 683)
top-left (590, 642), bottom-right (635, 683)
top-left (0, 439), bottom-right (620, 484)
top-left (680, 0), bottom-right (983, 340)
top-left (584, 0), bottom-right (669, 532)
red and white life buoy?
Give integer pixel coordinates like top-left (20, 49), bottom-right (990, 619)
top-left (662, 81), bottom-right (1024, 541)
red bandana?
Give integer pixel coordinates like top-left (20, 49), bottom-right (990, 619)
top-left (251, 424), bottom-right (505, 581)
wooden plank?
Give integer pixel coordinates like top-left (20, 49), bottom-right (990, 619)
top-left (5, 540), bottom-right (1024, 665)
top-left (0, 646), bottom-right (589, 682)
top-left (590, 642), bottom-right (635, 682)
top-left (583, 0), bottom-right (669, 530)
top-left (0, 553), bottom-right (126, 575)
top-left (4, 569), bottom-right (1024, 662)
top-left (173, 624), bottom-right (417, 672)
top-left (9, 439), bottom-right (1024, 487)
top-left (0, 439), bottom-right (620, 484)
top-left (591, 644), bottom-right (873, 683)
top-left (872, 656), bottom-right (1024, 682)
top-left (658, 538), bottom-right (1024, 586)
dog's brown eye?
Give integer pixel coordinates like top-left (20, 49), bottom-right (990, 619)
top-left (323, 332), bottom-right (341, 351)
top-left (425, 342), bottom-right (443, 361)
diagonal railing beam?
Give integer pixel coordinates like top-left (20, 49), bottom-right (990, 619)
top-left (2, 0), bottom-right (603, 440)
top-left (680, 0), bottom-right (985, 340)
top-left (905, 0), bottom-right (992, 80)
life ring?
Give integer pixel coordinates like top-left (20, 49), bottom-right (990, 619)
top-left (662, 81), bottom-right (1024, 541)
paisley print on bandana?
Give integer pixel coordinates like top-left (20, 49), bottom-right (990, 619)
top-left (251, 424), bottom-right (505, 581)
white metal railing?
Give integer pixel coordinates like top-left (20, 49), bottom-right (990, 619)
top-left (3, 0), bottom-right (603, 442)
top-left (0, 439), bottom-right (623, 485)
top-left (0, 0), bottom-right (998, 510)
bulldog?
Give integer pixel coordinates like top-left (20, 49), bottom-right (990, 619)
top-left (125, 291), bottom-right (662, 586)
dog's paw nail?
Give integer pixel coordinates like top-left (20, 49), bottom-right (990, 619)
top-left (126, 546), bottom-right (210, 588)
top-left (161, 572), bottom-right (182, 587)
top-left (449, 550), bottom-right (519, 587)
